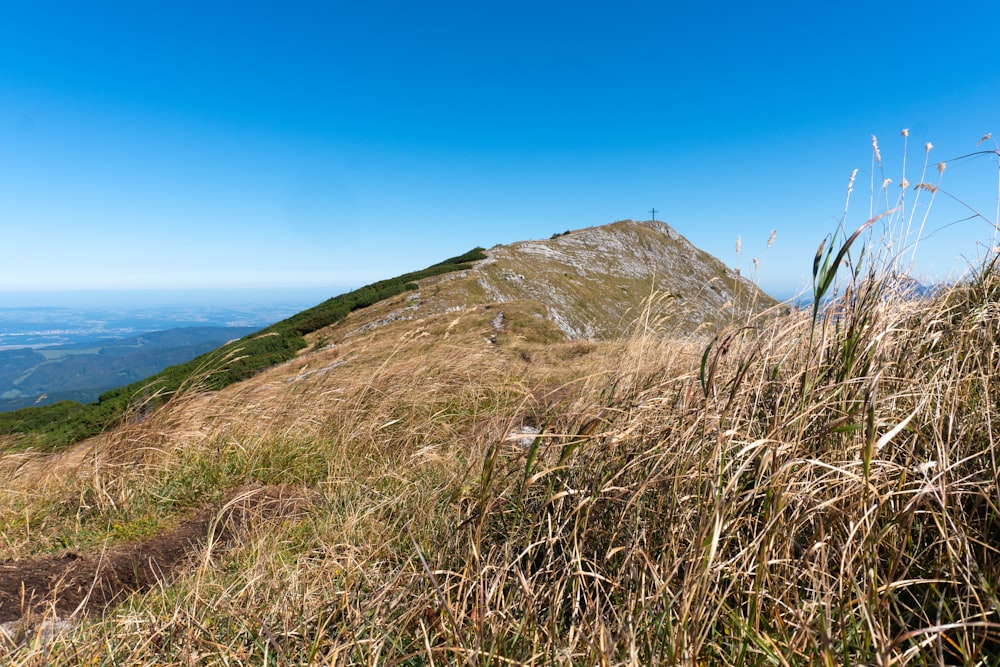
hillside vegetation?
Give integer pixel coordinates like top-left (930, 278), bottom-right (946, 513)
top-left (1, 223), bottom-right (999, 663)
top-left (0, 248), bottom-right (486, 452)
top-left (0, 217), bottom-right (771, 455)
top-left (3, 132), bottom-right (1000, 664)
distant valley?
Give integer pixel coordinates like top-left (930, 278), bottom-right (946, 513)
top-left (0, 290), bottom-right (339, 412)
top-left (0, 327), bottom-right (258, 411)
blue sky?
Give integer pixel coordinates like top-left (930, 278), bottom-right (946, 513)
top-left (1, 1), bottom-right (998, 299)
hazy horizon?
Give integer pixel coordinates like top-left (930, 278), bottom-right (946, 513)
top-left (0, 286), bottom-right (352, 308)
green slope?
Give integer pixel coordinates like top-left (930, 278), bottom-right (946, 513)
top-left (0, 248), bottom-right (486, 452)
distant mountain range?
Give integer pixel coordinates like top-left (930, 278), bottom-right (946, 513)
top-left (787, 274), bottom-right (941, 309)
top-left (0, 326), bottom-right (256, 412)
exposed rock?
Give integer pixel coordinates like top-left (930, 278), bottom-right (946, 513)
top-left (475, 219), bottom-right (775, 339)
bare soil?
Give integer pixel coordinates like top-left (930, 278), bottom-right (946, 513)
top-left (0, 485), bottom-right (307, 623)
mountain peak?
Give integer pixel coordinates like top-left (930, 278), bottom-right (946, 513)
top-left (475, 218), bottom-right (774, 338)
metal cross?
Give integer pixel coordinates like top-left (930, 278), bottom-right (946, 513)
top-left (649, 208), bottom-right (658, 222)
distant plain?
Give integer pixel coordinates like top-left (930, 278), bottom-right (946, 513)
top-left (0, 287), bottom-right (344, 349)
top-left (0, 288), bottom-right (346, 411)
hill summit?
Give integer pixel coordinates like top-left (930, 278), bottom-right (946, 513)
top-left (333, 219), bottom-right (777, 345)
top-left (476, 219), bottom-right (775, 338)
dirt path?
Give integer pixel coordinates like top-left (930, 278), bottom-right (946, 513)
top-left (0, 485), bottom-right (307, 624)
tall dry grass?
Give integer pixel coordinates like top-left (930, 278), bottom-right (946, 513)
top-left (2, 134), bottom-right (999, 664)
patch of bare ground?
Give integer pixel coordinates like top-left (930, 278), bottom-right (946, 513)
top-left (0, 485), bottom-right (309, 629)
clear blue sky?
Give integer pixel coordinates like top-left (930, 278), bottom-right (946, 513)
top-left (2, 1), bottom-right (998, 299)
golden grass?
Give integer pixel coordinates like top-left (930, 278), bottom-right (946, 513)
top-left (2, 137), bottom-right (999, 664)
top-left (1, 256), bottom-right (996, 664)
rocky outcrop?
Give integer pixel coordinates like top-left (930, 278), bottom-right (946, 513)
top-left (475, 220), bottom-right (775, 339)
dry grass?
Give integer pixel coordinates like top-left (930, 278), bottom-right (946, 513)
top-left (2, 140), bottom-right (999, 664)
top-left (2, 260), bottom-right (997, 664)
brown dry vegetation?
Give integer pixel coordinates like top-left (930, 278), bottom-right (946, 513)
top-left (1, 249), bottom-right (998, 664)
top-left (1, 139), bottom-right (999, 663)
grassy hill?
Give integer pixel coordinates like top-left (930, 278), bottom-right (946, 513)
top-left (477, 219), bottom-right (777, 338)
top-left (1, 218), bottom-right (998, 663)
top-left (0, 247), bottom-right (487, 452)
top-left (0, 221), bottom-right (773, 454)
